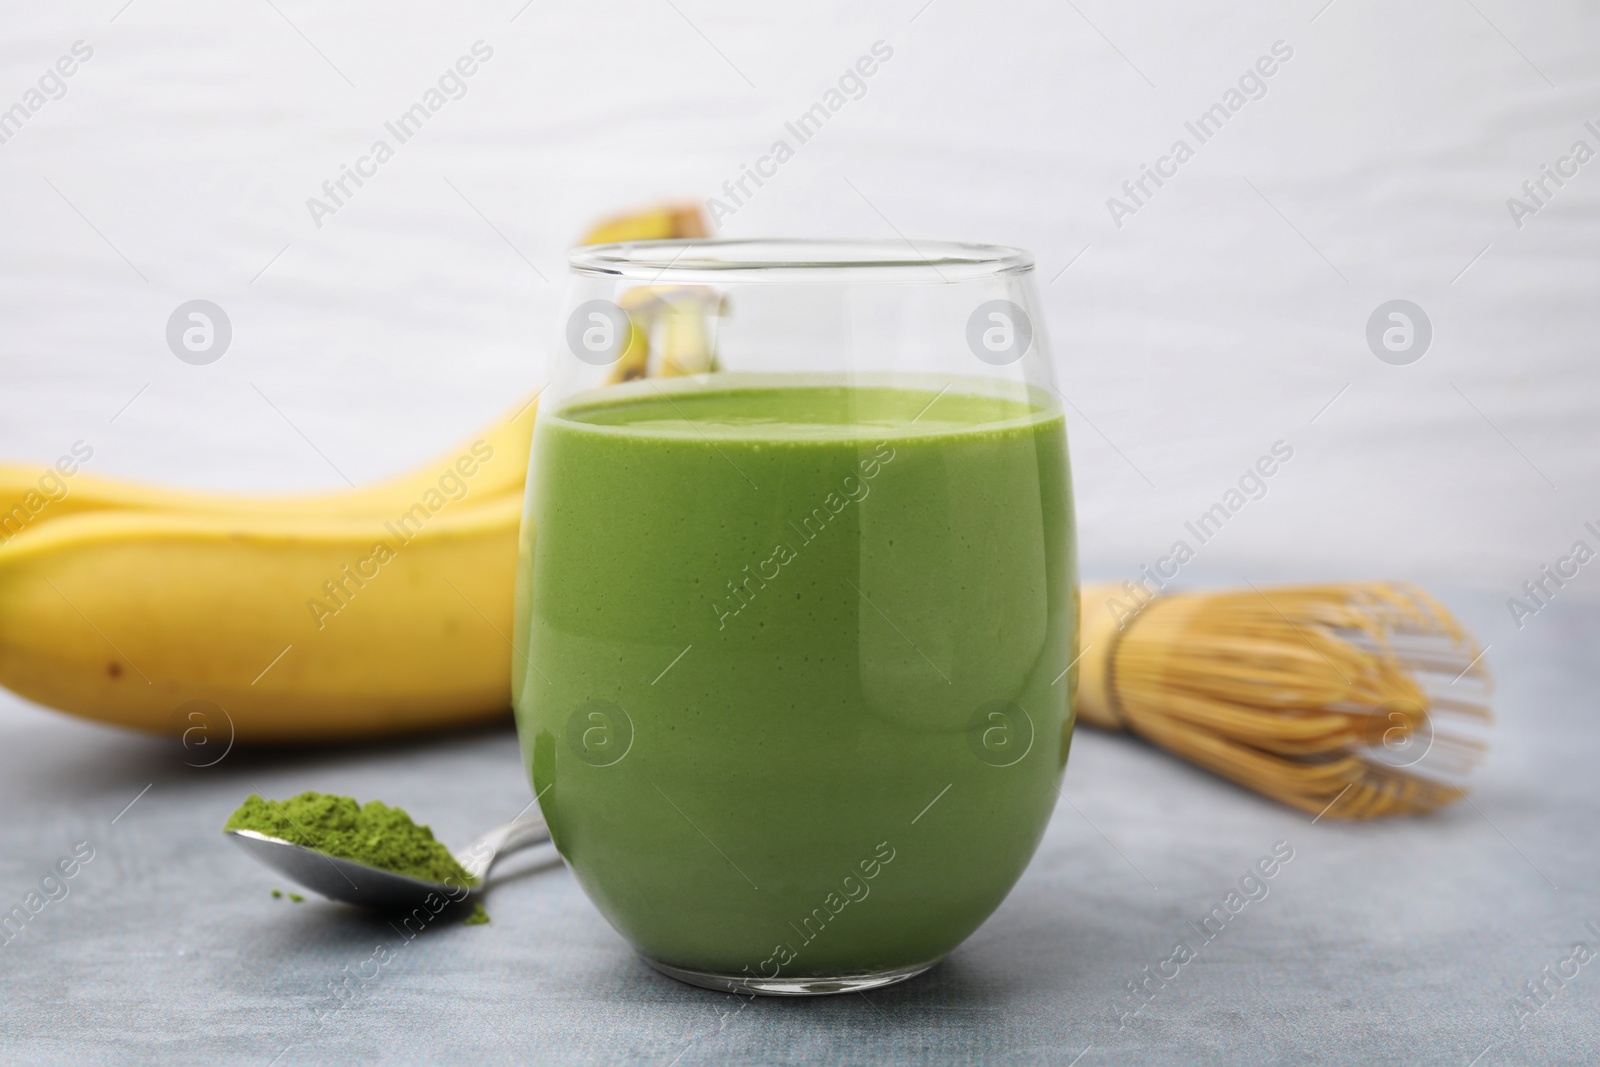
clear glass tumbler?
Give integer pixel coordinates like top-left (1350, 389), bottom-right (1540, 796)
top-left (514, 239), bottom-right (1077, 995)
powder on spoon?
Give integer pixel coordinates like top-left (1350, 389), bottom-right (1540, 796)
top-left (225, 791), bottom-right (477, 888)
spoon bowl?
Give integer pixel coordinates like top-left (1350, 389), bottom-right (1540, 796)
top-left (226, 810), bottom-right (551, 910)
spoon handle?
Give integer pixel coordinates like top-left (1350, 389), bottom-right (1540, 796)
top-left (454, 810), bottom-right (552, 882)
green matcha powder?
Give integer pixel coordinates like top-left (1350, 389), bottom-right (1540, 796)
top-left (226, 791), bottom-right (478, 888)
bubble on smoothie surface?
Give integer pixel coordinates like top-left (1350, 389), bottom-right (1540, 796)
top-left (224, 791), bottom-right (478, 887)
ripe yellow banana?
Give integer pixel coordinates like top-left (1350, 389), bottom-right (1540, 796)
top-left (0, 395), bottom-right (539, 543)
top-left (580, 202), bottom-right (707, 245)
top-left (0, 492), bottom-right (521, 741)
top-left (0, 201), bottom-right (713, 741)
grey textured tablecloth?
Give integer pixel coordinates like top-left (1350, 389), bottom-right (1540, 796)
top-left (0, 587), bottom-right (1593, 1065)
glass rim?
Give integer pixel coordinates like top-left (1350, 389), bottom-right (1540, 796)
top-left (567, 238), bottom-right (1035, 281)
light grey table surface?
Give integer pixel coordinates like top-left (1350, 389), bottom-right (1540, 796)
top-left (0, 587), bottom-right (1594, 1066)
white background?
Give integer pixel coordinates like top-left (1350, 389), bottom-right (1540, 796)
top-left (2, 0), bottom-right (1596, 604)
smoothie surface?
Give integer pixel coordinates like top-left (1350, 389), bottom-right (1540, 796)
top-left (555, 379), bottom-right (1050, 440)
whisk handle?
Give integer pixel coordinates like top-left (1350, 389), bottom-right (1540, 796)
top-left (1076, 582), bottom-right (1134, 732)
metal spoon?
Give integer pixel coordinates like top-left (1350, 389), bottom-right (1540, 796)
top-left (226, 810), bottom-right (552, 910)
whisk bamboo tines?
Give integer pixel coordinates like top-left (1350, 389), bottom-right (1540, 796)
top-left (1075, 581), bottom-right (1493, 820)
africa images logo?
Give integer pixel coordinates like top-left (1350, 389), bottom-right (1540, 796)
top-left (166, 300), bottom-right (232, 365)
top-left (1366, 300), bottom-right (1431, 365)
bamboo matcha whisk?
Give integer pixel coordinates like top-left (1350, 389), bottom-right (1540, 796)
top-left (1075, 581), bottom-right (1493, 819)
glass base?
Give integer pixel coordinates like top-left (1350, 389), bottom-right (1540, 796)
top-left (643, 956), bottom-right (941, 997)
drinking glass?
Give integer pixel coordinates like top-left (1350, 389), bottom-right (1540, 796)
top-left (514, 239), bottom-right (1077, 995)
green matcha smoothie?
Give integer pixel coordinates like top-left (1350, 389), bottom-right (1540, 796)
top-left (515, 374), bottom-right (1075, 986)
